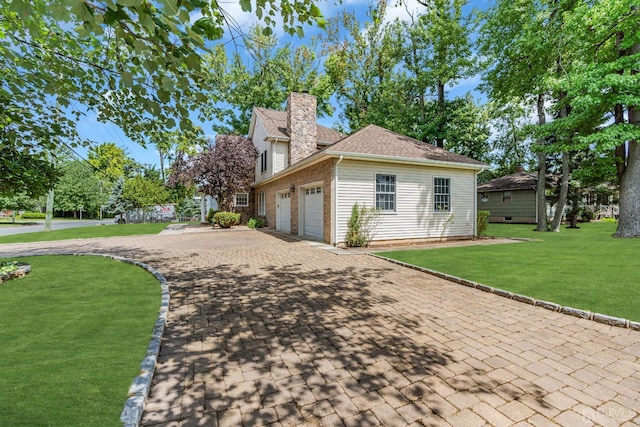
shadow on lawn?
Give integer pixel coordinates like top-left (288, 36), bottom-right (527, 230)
top-left (142, 258), bottom-right (547, 426)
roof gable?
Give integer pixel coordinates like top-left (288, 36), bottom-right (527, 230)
top-left (325, 124), bottom-right (485, 167)
top-left (252, 107), bottom-right (344, 144)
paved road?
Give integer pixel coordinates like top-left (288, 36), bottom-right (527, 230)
top-left (0, 230), bottom-right (638, 426)
top-left (0, 219), bottom-right (114, 237)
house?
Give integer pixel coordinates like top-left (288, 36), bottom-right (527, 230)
top-left (249, 92), bottom-right (487, 246)
top-left (477, 169), bottom-right (540, 223)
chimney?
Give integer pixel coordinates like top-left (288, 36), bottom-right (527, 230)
top-left (287, 92), bottom-right (317, 165)
top-left (516, 165), bottom-right (524, 173)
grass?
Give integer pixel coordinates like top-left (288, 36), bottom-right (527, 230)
top-left (0, 222), bottom-right (170, 244)
top-left (379, 221), bottom-right (640, 322)
top-left (0, 255), bottom-right (160, 426)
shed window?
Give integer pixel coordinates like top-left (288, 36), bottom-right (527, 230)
top-left (375, 174), bottom-right (396, 212)
top-left (434, 178), bottom-right (451, 212)
top-left (502, 191), bottom-right (512, 203)
top-left (235, 193), bottom-right (249, 207)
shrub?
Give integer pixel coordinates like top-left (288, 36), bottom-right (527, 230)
top-left (213, 211), bottom-right (240, 228)
top-left (20, 212), bottom-right (46, 219)
top-left (477, 210), bottom-right (490, 236)
top-left (601, 217), bottom-right (618, 223)
top-left (345, 203), bottom-right (380, 247)
top-left (206, 208), bottom-right (218, 224)
top-left (248, 218), bottom-right (265, 229)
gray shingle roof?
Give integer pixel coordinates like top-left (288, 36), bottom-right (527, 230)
top-left (477, 171), bottom-right (538, 192)
top-left (325, 124), bottom-right (486, 167)
top-left (254, 107), bottom-right (344, 144)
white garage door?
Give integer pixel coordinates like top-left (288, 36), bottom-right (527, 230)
top-left (303, 186), bottom-right (323, 239)
top-left (276, 191), bottom-right (291, 233)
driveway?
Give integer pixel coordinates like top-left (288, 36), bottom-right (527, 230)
top-left (1, 230), bottom-right (639, 426)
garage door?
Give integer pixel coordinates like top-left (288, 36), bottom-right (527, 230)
top-left (303, 186), bottom-right (323, 239)
top-left (276, 191), bottom-right (291, 233)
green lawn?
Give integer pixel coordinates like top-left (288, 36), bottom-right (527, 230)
top-left (0, 255), bottom-right (160, 426)
top-left (0, 223), bottom-right (170, 244)
top-left (379, 221), bottom-right (640, 322)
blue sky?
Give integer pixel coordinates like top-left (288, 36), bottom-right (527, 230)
top-left (75, 0), bottom-right (491, 168)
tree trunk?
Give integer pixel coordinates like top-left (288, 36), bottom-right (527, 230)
top-left (535, 94), bottom-right (548, 231)
top-left (614, 32), bottom-right (627, 182)
top-left (551, 151), bottom-right (570, 231)
top-left (614, 42), bottom-right (640, 237)
top-left (436, 80), bottom-right (445, 148)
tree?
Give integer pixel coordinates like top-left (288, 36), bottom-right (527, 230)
top-left (105, 176), bottom-right (130, 219)
top-left (1, 0), bottom-right (329, 195)
top-left (123, 175), bottom-right (169, 219)
top-left (0, 143), bottom-right (58, 198)
top-left (202, 25), bottom-right (334, 135)
top-left (87, 143), bottom-right (136, 183)
top-left (479, 0), bottom-right (560, 231)
top-left (54, 160), bottom-right (102, 218)
top-left (171, 136), bottom-right (256, 212)
top-left (404, 0), bottom-right (476, 148)
top-left (545, 0), bottom-right (640, 236)
top-left (0, 193), bottom-right (34, 222)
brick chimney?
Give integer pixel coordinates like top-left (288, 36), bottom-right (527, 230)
top-left (516, 165), bottom-right (524, 172)
top-left (287, 92), bottom-right (317, 165)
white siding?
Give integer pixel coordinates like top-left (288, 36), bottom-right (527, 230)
top-left (252, 121), bottom-right (271, 184)
top-left (274, 141), bottom-right (289, 174)
top-left (335, 160), bottom-right (477, 244)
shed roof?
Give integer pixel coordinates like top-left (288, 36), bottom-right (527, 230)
top-left (477, 171), bottom-right (538, 192)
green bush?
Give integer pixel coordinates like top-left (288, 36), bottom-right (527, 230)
top-left (601, 217), bottom-right (618, 223)
top-left (248, 218), bottom-right (265, 229)
top-left (19, 212), bottom-right (46, 219)
top-left (477, 210), bottom-right (490, 236)
top-left (345, 203), bottom-right (380, 247)
top-left (206, 208), bottom-right (218, 224)
top-left (213, 211), bottom-right (240, 228)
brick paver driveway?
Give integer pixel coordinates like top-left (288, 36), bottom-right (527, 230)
top-left (1, 230), bottom-right (639, 426)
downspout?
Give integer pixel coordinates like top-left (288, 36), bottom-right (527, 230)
top-left (475, 167), bottom-right (486, 237)
top-left (332, 155), bottom-right (344, 245)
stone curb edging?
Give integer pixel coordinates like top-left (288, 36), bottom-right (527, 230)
top-left (372, 254), bottom-right (640, 332)
top-left (0, 252), bottom-right (169, 427)
top-left (100, 255), bottom-right (170, 427)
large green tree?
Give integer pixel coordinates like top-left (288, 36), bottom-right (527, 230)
top-left (54, 160), bottom-right (102, 218)
top-left (202, 25), bottom-right (334, 135)
top-left (1, 0), bottom-right (329, 197)
top-left (546, 0), bottom-right (640, 237)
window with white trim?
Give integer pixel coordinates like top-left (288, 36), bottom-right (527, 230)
top-left (260, 150), bottom-right (268, 173)
top-left (434, 177), bottom-right (450, 212)
top-left (375, 174), bottom-right (396, 212)
top-left (257, 191), bottom-right (266, 215)
top-left (235, 193), bottom-right (249, 207)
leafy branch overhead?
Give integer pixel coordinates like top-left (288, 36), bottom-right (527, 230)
top-left (1, 0), bottom-right (329, 197)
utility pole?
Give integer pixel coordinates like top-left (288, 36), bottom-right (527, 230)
top-left (44, 189), bottom-right (54, 232)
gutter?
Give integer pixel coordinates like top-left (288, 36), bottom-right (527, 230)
top-left (323, 150), bottom-right (487, 171)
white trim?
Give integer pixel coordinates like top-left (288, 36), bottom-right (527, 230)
top-left (324, 151), bottom-right (486, 171)
top-left (332, 155), bottom-right (343, 245)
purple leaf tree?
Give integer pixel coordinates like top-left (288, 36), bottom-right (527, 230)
top-left (169, 135), bottom-right (256, 212)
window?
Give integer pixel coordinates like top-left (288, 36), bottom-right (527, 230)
top-left (480, 192), bottom-right (489, 203)
top-left (434, 177), bottom-right (450, 212)
top-left (502, 191), bottom-right (512, 203)
top-left (257, 191), bottom-right (266, 215)
top-left (260, 150), bottom-right (268, 173)
top-left (376, 174), bottom-right (396, 212)
top-left (235, 193), bottom-right (249, 207)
